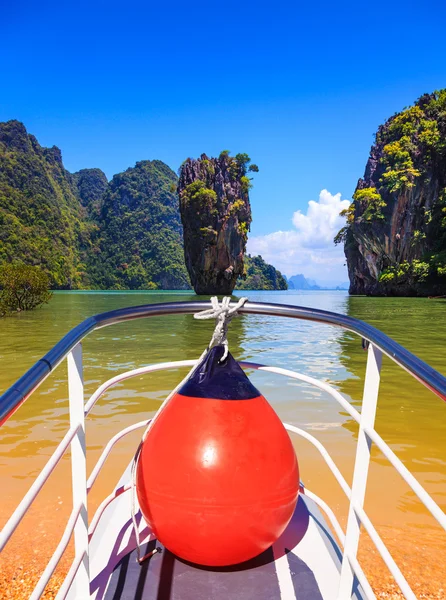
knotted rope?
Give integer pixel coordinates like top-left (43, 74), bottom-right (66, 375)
top-left (131, 296), bottom-right (248, 563)
top-left (194, 296), bottom-right (248, 361)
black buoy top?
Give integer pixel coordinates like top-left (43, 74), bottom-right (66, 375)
top-left (179, 346), bottom-right (261, 400)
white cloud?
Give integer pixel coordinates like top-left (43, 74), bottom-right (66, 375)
top-left (247, 190), bottom-right (350, 280)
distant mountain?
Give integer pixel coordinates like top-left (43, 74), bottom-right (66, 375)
top-left (287, 274), bottom-right (320, 290)
top-left (286, 274), bottom-right (349, 290)
top-left (313, 279), bottom-right (349, 290)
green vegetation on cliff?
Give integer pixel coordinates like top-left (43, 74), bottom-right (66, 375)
top-left (90, 160), bottom-right (190, 290)
top-left (0, 120), bottom-right (93, 288)
top-left (0, 121), bottom-right (190, 290)
top-left (236, 255), bottom-right (287, 290)
top-left (337, 90), bottom-right (446, 295)
top-left (72, 168), bottom-right (108, 216)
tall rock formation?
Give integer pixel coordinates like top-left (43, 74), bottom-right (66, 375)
top-left (178, 152), bottom-right (257, 294)
top-left (338, 90), bottom-right (446, 296)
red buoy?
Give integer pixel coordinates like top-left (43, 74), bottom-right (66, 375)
top-left (136, 346), bottom-right (299, 566)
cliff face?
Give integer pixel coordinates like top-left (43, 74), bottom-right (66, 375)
top-left (178, 152), bottom-right (255, 294)
top-left (0, 120), bottom-right (92, 289)
top-left (340, 91), bottom-right (446, 296)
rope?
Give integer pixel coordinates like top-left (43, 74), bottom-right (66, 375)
top-left (130, 296), bottom-right (248, 563)
top-left (194, 296), bottom-right (248, 361)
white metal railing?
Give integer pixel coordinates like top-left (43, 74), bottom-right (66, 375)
top-left (1, 347), bottom-right (445, 599)
top-left (30, 502), bottom-right (84, 600)
top-left (339, 343), bottom-right (382, 597)
top-left (67, 344), bottom-right (89, 598)
top-left (0, 422), bottom-right (81, 546)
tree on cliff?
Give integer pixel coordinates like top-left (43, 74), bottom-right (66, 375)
top-left (336, 89), bottom-right (446, 296)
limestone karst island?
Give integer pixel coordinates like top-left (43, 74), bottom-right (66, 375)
top-left (336, 90), bottom-right (446, 296)
top-left (1, 10), bottom-right (446, 596)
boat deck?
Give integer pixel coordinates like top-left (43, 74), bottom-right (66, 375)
top-left (85, 468), bottom-right (364, 600)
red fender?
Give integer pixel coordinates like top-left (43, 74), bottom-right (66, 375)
top-left (136, 346), bottom-right (299, 566)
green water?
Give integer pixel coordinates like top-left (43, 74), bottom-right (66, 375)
top-left (0, 290), bottom-right (445, 532)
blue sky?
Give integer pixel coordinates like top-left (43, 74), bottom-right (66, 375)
top-left (1, 0), bottom-right (446, 280)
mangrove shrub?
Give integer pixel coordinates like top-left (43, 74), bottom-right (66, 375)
top-left (0, 264), bottom-right (53, 315)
